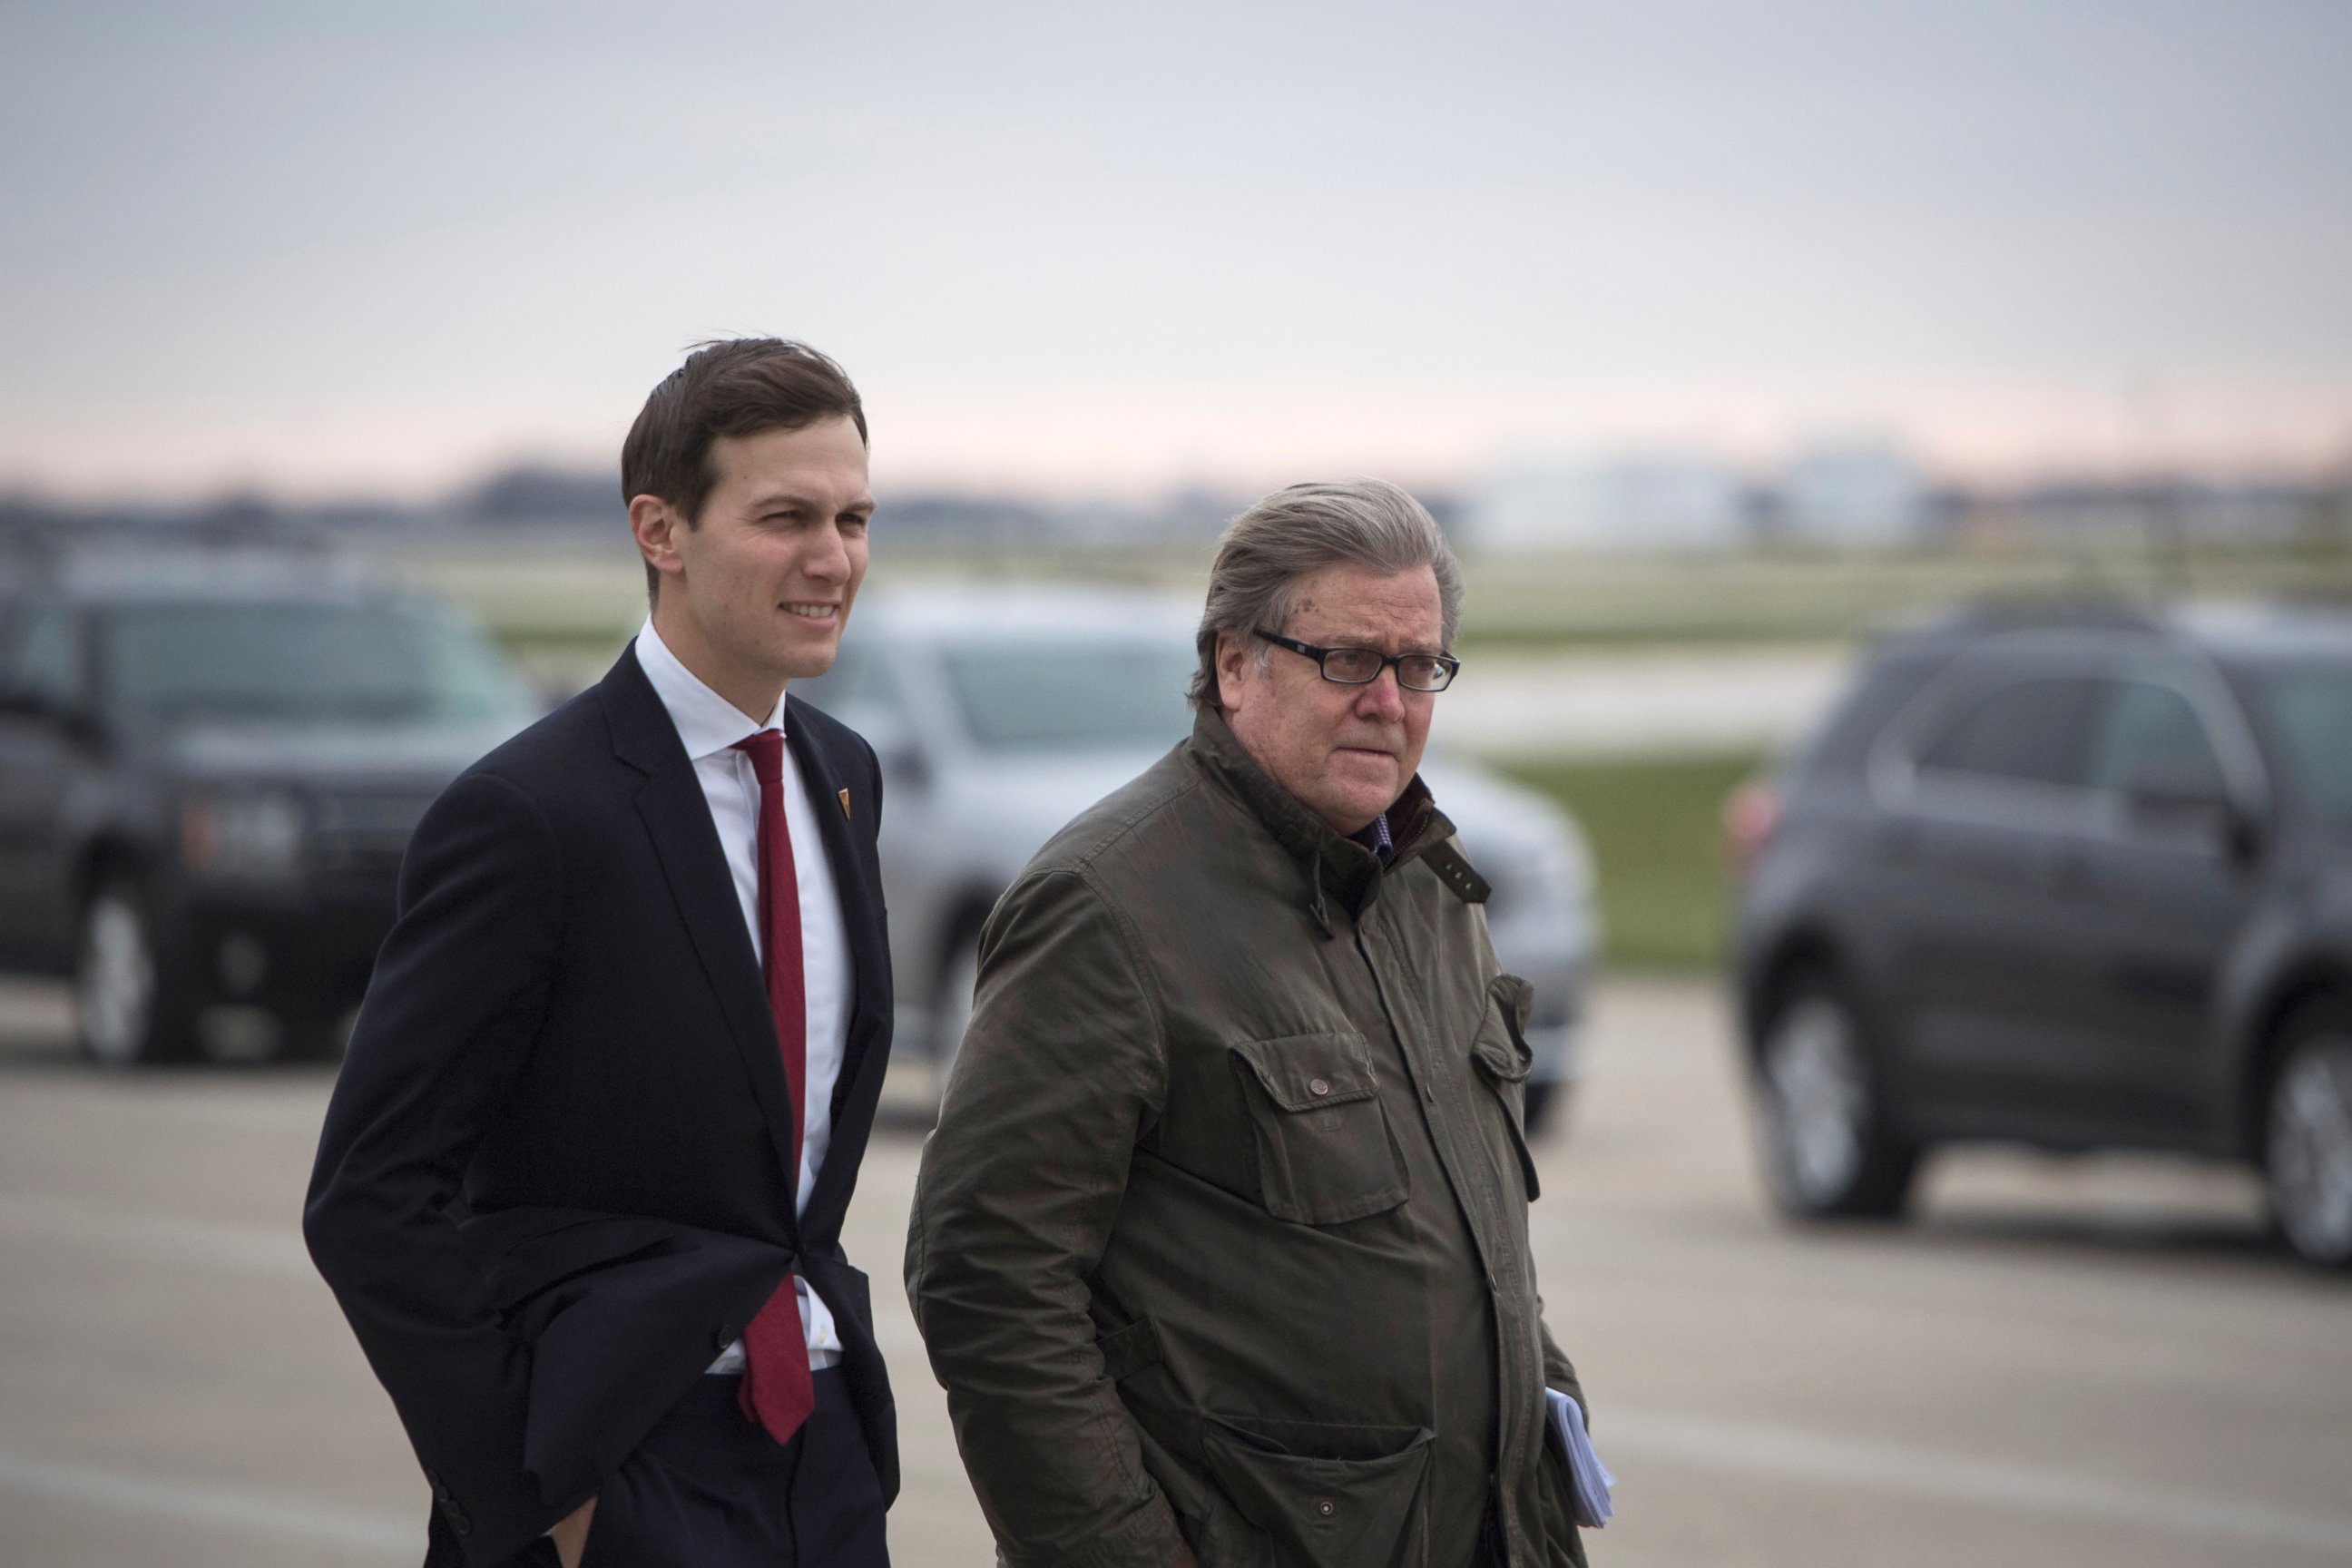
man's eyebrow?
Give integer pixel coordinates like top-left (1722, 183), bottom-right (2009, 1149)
top-left (1315, 632), bottom-right (1447, 655)
top-left (749, 491), bottom-right (876, 515)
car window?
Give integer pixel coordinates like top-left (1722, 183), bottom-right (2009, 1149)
top-left (0, 603), bottom-right (83, 708)
top-left (2081, 680), bottom-right (2227, 798)
top-left (2252, 660), bottom-right (2352, 825)
top-left (1913, 675), bottom-right (2101, 790)
top-left (1792, 649), bottom-right (1943, 779)
top-left (942, 641), bottom-right (1197, 753)
top-left (100, 599), bottom-right (533, 726)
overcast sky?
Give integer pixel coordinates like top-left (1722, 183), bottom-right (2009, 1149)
top-left (4, 0), bottom-right (2347, 500)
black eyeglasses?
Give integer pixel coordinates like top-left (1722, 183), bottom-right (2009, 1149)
top-left (1254, 629), bottom-right (1462, 692)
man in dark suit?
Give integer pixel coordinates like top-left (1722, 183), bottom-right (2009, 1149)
top-left (306, 338), bottom-right (896, 1568)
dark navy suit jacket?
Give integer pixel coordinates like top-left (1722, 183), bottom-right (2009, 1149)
top-left (306, 642), bottom-right (897, 1566)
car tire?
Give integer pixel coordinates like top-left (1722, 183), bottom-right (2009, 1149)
top-left (74, 876), bottom-right (197, 1068)
top-left (2264, 1002), bottom-right (2352, 1269)
top-left (1752, 973), bottom-right (1920, 1220)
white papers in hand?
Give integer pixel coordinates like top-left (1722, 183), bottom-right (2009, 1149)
top-left (1544, 1387), bottom-right (1615, 1528)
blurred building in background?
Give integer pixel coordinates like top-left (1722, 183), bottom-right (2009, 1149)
top-left (1771, 439), bottom-right (1934, 548)
top-left (1464, 453), bottom-right (1751, 552)
top-left (1463, 440), bottom-right (1938, 553)
top-left (1953, 474), bottom-right (2342, 552)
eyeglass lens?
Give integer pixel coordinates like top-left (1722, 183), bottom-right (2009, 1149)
top-left (1322, 648), bottom-right (1455, 691)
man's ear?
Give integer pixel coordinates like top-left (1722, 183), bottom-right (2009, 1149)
top-left (629, 495), bottom-right (687, 589)
top-left (1214, 630), bottom-right (1251, 713)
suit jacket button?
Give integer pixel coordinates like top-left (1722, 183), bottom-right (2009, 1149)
top-left (713, 1326), bottom-right (738, 1351)
top-left (424, 1469), bottom-right (451, 1504)
top-left (439, 1497), bottom-right (471, 1534)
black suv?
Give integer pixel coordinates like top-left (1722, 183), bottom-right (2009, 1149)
top-left (1732, 602), bottom-right (2352, 1267)
top-left (0, 541), bottom-right (537, 1065)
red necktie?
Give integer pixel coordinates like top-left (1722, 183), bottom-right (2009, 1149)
top-left (730, 730), bottom-right (815, 1446)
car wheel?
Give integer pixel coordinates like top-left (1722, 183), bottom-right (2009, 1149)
top-left (75, 877), bottom-right (194, 1068)
top-left (2265, 1005), bottom-right (2352, 1269)
top-left (1752, 975), bottom-right (1919, 1220)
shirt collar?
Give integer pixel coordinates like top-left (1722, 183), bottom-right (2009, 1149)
top-left (1185, 705), bottom-right (1451, 918)
top-left (633, 617), bottom-right (784, 762)
top-left (1348, 811), bottom-right (1395, 862)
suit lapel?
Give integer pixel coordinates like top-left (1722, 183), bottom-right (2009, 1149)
top-left (783, 698), bottom-right (889, 1128)
top-left (603, 646), bottom-right (804, 1199)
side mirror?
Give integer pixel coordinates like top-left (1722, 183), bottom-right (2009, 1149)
top-left (2122, 763), bottom-right (2258, 858)
top-left (0, 687), bottom-right (109, 750)
top-left (70, 705), bottom-right (114, 751)
top-left (880, 739), bottom-right (931, 795)
top-left (0, 686), bottom-right (78, 731)
top-left (857, 716), bottom-right (930, 796)
top-left (0, 687), bottom-right (50, 720)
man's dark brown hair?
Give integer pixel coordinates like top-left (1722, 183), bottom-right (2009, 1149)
top-left (622, 338), bottom-right (867, 599)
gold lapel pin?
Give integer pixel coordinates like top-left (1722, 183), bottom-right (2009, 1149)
top-left (837, 788), bottom-right (852, 819)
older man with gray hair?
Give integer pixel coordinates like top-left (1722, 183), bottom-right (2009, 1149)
top-left (906, 480), bottom-right (1595, 1568)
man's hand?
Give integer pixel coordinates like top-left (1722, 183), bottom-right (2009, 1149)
top-left (548, 1496), bottom-right (597, 1568)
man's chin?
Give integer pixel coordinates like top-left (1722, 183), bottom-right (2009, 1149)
top-left (777, 633), bottom-right (845, 681)
top-left (1326, 753), bottom-right (1402, 815)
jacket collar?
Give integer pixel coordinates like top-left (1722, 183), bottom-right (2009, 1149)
top-left (1184, 706), bottom-right (1454, 933)
top-left (603, 639), bottom-right (689, 779)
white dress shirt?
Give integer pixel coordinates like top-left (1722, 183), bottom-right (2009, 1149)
top-left (635, 619), bottom-right (848, 1371)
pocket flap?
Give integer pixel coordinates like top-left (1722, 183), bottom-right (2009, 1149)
top-left (1200, 1416), bottom-right (1435, 1568)
top-left (1472, 975), bottom-right (1537, 1085)
top-left (1095, 1316), bottom-right (1164, 1383)
top-left (1492, 972), bottom-right (1535, 1034)
top-left (1230, 1033), bottom-right (1378, 1112)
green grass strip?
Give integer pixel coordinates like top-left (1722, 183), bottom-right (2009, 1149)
top-left (1497, 750), bottom-right (1769, 973)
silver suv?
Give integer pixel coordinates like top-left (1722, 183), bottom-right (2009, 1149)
top-left (795, 586), bottom-right (1598, 1129)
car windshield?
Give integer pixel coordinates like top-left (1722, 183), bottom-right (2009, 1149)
top-left (943, 639), bottom-right (1198, 753)
top-left (103, 599), bottom-right (534, 727)
top-left (2251, 658), bottom-right (2352, 824)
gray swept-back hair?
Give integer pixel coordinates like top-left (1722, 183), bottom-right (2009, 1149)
top-left (1189, 478), bottom-right (1464, 711)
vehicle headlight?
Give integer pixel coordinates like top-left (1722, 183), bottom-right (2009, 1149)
top-left (181, 791), bottom-right (306, 878)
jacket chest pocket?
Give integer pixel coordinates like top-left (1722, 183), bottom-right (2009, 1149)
top-left (1229, 1033), bottom-right (1410, 1226)
top-left (1470, 974), bottom-right (1543, 1201)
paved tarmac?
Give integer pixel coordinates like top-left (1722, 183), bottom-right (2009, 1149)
top-left (2, 974), bottom-right (2347, 1568)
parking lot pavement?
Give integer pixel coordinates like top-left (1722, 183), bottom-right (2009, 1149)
top-left (2, 973), bottom-right (2347, 1568)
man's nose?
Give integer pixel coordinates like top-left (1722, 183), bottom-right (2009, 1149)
top-left (802, 523), bottom-right (853, 583)
top-left (1352, 666), bottom-right (1406, 720)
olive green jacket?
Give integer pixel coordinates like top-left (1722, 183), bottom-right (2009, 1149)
top-left (906, 710), bottom-right (1590, 1568)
